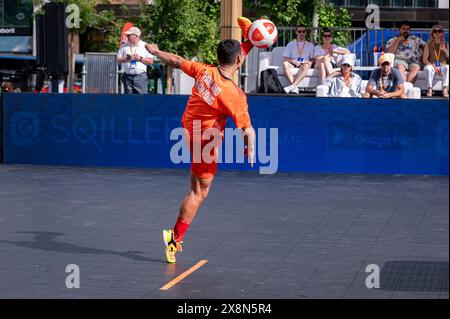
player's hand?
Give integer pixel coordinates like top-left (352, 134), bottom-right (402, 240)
top-left (145, 43), bottom-right (159, 55)
top-left (133, 54), bottom-right (141, 61)
top-left (435, 66), bottom-right (441, 74)
top-left (248, 147), bottom-right (255, 167)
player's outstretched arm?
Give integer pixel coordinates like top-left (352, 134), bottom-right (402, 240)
top-left (145, 43), bottom-right (185, 69)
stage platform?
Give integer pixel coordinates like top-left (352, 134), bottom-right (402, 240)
top-left (0, 164), bottom-right (448, 299)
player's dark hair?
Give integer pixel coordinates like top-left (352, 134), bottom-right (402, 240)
top-left (217, 39), bottom-right (241, 65)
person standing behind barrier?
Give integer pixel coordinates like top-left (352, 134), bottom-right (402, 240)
top-left (423, 25), bottom-right (449, 98)
top-left (313, 28), bottom-right (349, 83)
top-left (364, 53), bottom-right (405, 99)
top-left (386, 20), bottom-right (426, 84)
top-left (117, 27), bottom-right (154, 94)
top-left (323, 54), bottom-right (363, 97)
top-left (282, 25), bottom-right (315, 94)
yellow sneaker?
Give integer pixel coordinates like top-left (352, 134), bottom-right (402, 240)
top-left (237, 16), bottom-right (252, 40)
top-left (162, 229), bottom-right (182, 263)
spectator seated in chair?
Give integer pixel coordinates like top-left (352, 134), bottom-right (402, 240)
top-left (364, 53), bottom-right (406, 99)
top-left (313, 27), bottom-right (349, 83)
top-left (386, 20), bottom-right (426, 85)
top-left (323, 54), bottom-right (364, 98)
top-left (422, 24), bottom-right (449, 98)
top-left (282, 24), bottom-right (315, 94)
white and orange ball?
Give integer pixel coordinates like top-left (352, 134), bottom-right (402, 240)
top-left (248, 19), bottom-right (278, 48)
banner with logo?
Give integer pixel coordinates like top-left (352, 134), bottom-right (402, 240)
top-left (1, 94), bottom-right (448, 175)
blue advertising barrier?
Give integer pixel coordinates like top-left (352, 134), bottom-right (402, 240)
top-left (1, 93), bottom-right (448, 175)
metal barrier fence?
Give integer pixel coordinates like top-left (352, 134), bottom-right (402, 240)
top-left (274, 27), bottom-right (449, 65)
top-left (82, 53), bottom-right (119, 94)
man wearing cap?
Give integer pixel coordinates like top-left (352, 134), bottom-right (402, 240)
top-left (323, 53), bottom-right (364, 97)
top-left (117, 27), bottom-right (154, 94)
top-left (364, 53), bottom-right (405, 99)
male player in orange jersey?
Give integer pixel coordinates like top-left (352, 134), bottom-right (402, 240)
top-left (145, 17), bottom-right (255, 263)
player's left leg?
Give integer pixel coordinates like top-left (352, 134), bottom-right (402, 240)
top-left (179, 172), bottom-right (214, 225)
top-left (163, 164), bottom-right (215, 263)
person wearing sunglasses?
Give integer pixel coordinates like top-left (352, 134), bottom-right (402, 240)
top-left (423, 25), bottom-right (449, 98)
top-left (386, 20), bottom-right (426, 84)
top-left (364, 53), bottom-right (405, 99)
top-left (282, 24), bottom-right (315, 94)
top-left (323, 54), bottom-right (363, 98)
top-left (313, 27), bottom-right (349, 83)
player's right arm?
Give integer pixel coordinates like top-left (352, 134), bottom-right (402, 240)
top-left (242, 125), bottom-right (256, 167)
top-left (220, 95), bottom-right (255, 167)
top-left (145, 43), bottom-right (185, 68)
top-left (145, 43), bottom-right (205, 78)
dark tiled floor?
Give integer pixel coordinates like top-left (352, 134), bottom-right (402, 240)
top-left (0, 164), bottom-right (448, 299)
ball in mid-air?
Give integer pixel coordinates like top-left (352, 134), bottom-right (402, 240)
top-left (248, 19), bottom-right (278, 48)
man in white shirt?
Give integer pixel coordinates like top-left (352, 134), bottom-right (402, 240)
top-left (117, 27), bottom-right (155, 94)
top-left (282, 25), bottom-right (315, 94)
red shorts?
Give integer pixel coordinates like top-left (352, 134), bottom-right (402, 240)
top-left (184, 128), bottom-right (220, 179)
top-left (191, 160), bottom-right (217, 179)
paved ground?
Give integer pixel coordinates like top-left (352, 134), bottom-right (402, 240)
top-left (0, 164), bottom-right (448, 299)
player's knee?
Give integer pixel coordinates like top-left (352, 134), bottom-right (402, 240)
top-left (199, 187), bottom-right (210, 201)
top-left (191, 187), bottom-right (209, 203)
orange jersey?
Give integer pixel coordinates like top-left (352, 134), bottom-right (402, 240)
top-left (180, 60), bottom-right (252, 135)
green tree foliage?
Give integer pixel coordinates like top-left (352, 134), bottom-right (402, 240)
top-left (316, 3), bottom-right (352, 46)
top-left (244, 0), bottom-right (315, 27)
top-left (138, 0), bottom-right (220, 65)
top-left (244, 0), bottom-right (352, 46)
top-left (33, 0), bottom-right (126, 52)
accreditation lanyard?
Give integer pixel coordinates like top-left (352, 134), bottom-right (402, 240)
top-left (296, 41), bottom-right (306, 58)
top-left (433, 43), bottom-right (442, 67)
top-left (379, 73), bottom-right (391, 91)
top-left (129, 44), bottom-right (139, 69)
top-left (130, 45), bottom-right (137, 57)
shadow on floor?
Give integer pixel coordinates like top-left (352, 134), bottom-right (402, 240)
top-left (0, 231), bottom-right (165, 264)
